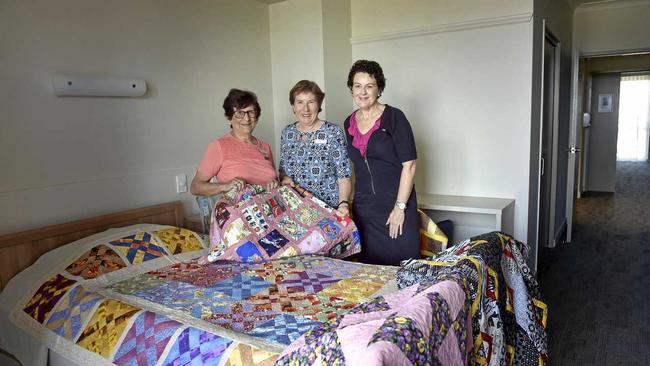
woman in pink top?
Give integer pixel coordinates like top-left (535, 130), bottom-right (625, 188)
top-left (190, 89), bottom-right (279, 196)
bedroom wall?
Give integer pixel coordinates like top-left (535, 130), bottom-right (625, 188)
top-left (269, 0), bottom-right (325, 157)
top-left (350, 0), bottom-right (534, 243)
top-left (574, 1), bottom-right (650, 55)
top-left (269, 0), bottom-right (352, 158)
top-left (0, 0), bottom-right (275, 234)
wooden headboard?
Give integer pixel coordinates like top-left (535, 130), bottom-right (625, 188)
top-left (0, 201), bottom-right (184, 290)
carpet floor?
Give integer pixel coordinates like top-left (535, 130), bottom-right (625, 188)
top-left (538, 161), bottom-right (650, 365)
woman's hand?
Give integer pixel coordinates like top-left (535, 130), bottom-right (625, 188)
top-left (386, 207), bottom-right (405, 238)
top-left (281, 176), bottom-right (295, 187)
top-left (335, 203), bottom-right (350, 217)
top-left (336, 206), bottom-right (350, 217)
top-left (227, 177), bottom-right (246, 192)
top-left (266, 179), bottom-right (279, 191)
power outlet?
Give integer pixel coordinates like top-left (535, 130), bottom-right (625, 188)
top-left (175, 174), bottom-right (187, 194)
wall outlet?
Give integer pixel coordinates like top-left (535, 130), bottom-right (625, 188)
top-left (175, 174), bottom-right (187, 194)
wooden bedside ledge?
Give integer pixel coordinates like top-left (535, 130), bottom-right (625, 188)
top-left (184, 213), bottom-right (205, 234)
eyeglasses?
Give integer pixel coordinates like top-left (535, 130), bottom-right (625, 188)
top-left (233, 109), bottom-right (258, 120)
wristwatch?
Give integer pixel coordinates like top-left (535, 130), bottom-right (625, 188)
top-left (395, 200), bottom-right (407, 210)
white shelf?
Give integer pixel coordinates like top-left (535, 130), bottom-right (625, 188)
top-left (417, 193), bottom-right (515, 243)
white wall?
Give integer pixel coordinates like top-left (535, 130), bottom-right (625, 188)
top-left (269, 0), bottom-right (325, 157)
top-left (0, 0), bottom-right (274, 234)
top-left (352, 0), bottom-right (532, 37)
top-left (351, 0), bottom-right (534, 242)
top-left (322, 0), bottom-right (353, 125)
top-left (574, 1), bottom-right (650, 55)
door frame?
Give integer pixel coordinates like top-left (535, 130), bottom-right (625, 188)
top-left (536, 23), bottom-right (562, 249)
top-left (568, 49), bottom-right (650, 241)
top-left (565, 45), bottom-right (580, 242)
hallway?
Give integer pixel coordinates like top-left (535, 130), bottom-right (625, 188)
top-left (538, 161), bottom-right (650, 365)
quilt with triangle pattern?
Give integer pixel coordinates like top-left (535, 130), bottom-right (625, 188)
top-left (4, 224), bottom-right (397, 366)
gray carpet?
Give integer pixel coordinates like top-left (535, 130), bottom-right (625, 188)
top-left (538, 161), bottom-right (650, 365)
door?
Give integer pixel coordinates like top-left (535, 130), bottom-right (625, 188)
top-left (586, 73), bottom-right (620, 192)
top-left (564, 49), bottom-right (581, 242)
top-left (538, 32), bottom-right (560, 249)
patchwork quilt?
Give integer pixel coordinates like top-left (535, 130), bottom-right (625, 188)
top-left (396, 232), bottom-right (549, 366)
top-left (6, 224), bottom-right (396, 366)
top-left (203, 184), bottom-right (360, 263)
top-left (276, 279), bottom-right (472, 366)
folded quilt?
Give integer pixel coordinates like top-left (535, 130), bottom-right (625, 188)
top-left (396, 231), bottom-right (549, 366)
top-left (203, 184), bottom-right (361, 263)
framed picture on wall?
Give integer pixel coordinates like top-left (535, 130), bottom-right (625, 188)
top-left (598, 93), bottom-right (613, 113)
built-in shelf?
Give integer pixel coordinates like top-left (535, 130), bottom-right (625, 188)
top-left (417, 193), bottom-right (515, 244)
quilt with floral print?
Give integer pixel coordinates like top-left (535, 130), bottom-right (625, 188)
top-left (276, 278), bottom-right (472, 366)
top-left (4, 224), bottom-right (397, 366)
top-left (396, 232), bottom-right (549, 366)
top-left (202, 184), bottom-right (360, 264)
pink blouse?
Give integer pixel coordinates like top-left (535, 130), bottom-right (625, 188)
top-left (348, 111), bottom-right (381, 157)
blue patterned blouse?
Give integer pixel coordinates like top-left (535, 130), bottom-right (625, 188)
top-left (279, 121), bottom-right (352, 207)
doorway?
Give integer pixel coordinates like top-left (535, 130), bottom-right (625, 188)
top-left (617, 73), bottom-right (650, 162)
top-left (576, 53), bottom-right (650, 196)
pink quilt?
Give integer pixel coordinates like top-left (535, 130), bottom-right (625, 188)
top-left (276, 279), bottom-right (471, 365)
top-left (201, 184), bottom-right (361, 263)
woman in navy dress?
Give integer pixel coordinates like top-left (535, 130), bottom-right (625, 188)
top-left (343, 60), bottom-right (419, 265)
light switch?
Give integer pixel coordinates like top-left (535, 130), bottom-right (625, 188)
top-left (176, 174), bottom-right (187, 193)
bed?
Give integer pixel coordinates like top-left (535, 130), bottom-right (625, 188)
top-left (0, 200), bottom-right (548, 366)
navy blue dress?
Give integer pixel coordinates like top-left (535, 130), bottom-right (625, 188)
top-left (344, 105), bottom-right (420, 265)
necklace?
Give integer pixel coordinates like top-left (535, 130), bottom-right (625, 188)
top-left (230, 131), bottom-right (257, 145)
top-left (298, 120), bottom-right (321, 142)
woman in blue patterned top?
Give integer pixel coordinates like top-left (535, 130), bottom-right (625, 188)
top-left (279, 80), bottom-right (352, 215)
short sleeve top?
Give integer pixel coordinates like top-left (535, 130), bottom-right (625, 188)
top-left (197, 133), bottom-right (277, 185)
top-left (279, 121), bottom-right (352, 207)
top-left (344, 105), bottom-right (417, 198)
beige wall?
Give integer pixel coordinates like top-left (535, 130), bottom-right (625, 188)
top-left (269, 0), bottom-right (325, 157)
top-left (269, 0), bottom-right (352, 161)
top-left (351, 0), bottom-right (534, 243)
top-left (0, 0), bottom-right (274, 234)
top-left (322, 0), bottom-right (353, 125)
top-left (575, 2), bottom-right (650, 55)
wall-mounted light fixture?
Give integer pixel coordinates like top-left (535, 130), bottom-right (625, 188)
top-left (52, 73), bottom-right (147, 97)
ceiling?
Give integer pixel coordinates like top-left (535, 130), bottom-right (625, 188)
top-left (254, 0), bottom-right (647, 10)
top-left (568, 0), bottom-right (646, 9)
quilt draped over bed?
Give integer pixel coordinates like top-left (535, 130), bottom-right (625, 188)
top-left (5, 224), bottom-right (396, 366)
top-left (396, 231), bottom-right (548, 366)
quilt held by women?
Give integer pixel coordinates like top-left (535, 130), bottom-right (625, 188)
top-left (203, 184), bottom-right (360, 263)
top-left (9, 224), bottom-right (396, 366)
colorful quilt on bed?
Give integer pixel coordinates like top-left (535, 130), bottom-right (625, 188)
top-left (9, 225), bottom-right (396, 366)
top-left (396, 231), bottom-right (549, 366)
top-left (203, 184), bottom-right (361, 263)
top-left (276, 278), bottom-right (472, 366)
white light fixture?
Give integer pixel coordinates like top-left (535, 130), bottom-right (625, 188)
top-left (52, 73), bottom-right (147, 97)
